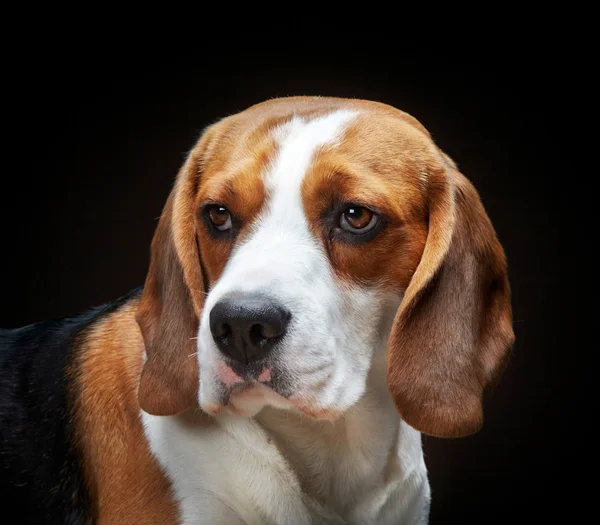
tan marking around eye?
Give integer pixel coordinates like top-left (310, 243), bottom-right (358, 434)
top-left (195, 132), bottom-right (276, 285)
top-left (302, 113), bottom-right (434, 290)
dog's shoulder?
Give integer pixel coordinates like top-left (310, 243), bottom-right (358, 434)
top-left (0, 288), bottom-right (142, 525)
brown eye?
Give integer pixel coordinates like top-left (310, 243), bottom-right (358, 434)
top-left (340, 206), bottom-right (378, 233)
top-left (207, 205), bottom-right (232, 232)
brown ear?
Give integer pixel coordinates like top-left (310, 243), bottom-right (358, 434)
top-left (136, 153), bottom-right (206, 416)
top-left (387, 158), bottom-right (515, 438)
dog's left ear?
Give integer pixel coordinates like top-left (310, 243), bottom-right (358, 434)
top-left (387, 155), bottom-right (515, 438)
top-left (135, 149), bottom-right (207, 416)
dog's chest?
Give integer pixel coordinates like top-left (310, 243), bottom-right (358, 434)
top-left (143, 410), bottom-right (326, 524)
top-left (142, 405), bottom-right (430, 525)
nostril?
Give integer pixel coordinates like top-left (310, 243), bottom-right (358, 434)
top-left (249, 324), bottom-right (266, 347)
top-left (215, 322), bottom-right (232, 343)
top-left (261, 322), bottom-right (283, 340)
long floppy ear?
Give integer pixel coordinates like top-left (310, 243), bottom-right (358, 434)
top-left (136, 151), bottom-right (206, 416)
top-left (387, 156), bottom-right (515, 438)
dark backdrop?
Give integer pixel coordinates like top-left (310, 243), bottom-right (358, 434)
top-left (1, 46), bottom-right (581, 524)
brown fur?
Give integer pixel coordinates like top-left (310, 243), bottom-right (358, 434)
top-left (302, 112), bottom-right (430, 288)
top-left (387, 164), bottom-right (514, 437)
top-left (196, 137), bottom-right (271, 284)
top-left (136, 137), bottom-right (210, 415)
top-left (75, 301), bottom-right (179, 524)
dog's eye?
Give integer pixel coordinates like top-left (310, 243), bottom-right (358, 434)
top-left (206, 205), bottom-right (232, 231)
top-left (340, 206), bottom-right (378, 233)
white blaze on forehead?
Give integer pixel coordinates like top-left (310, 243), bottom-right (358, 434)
top-left (266, 110), bottom-right (358, 220)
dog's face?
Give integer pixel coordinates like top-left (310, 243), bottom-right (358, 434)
top-left (195, 109), bottom-right (426, 419)
top-left (136, 97), bottom-right (515, 438)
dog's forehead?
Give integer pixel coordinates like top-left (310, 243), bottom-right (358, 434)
top-left (263, 110), bottom-right (358, 205)
top-left (205, 97), bottom-right (433, 177)
top-left (196, 97), bottom-right (437, 220)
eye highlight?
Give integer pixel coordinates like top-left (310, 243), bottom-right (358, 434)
top-left (205, 204), bottom-right (233, 232)
top-left (339, 205), bottom-right (379, 233)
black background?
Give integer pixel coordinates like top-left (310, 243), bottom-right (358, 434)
top-left (1, 42), bottom-right (584, 524)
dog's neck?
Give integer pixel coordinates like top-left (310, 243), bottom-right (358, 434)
top-left (253, 351), bottom-right (426, 520)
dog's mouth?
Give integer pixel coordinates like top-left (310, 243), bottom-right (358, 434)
top-left (204, 360), bottom-right (339, 421)
top-left (202, 360), bottom-right (290, 417)
top-left (202, 380), bottom-right (295, 418)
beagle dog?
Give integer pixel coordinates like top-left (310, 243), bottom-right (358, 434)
top-left (0, 96), bottom-right (514, 525)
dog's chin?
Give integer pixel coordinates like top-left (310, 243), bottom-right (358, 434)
top-left (202, 382), bottom-right (342, 421)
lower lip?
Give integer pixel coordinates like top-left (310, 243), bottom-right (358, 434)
top-left (210, 366), bottom-right (338, 420)
top-left (205, 392), bottom-right (338, 421)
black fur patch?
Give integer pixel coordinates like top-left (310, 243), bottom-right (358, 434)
top-left (0, 288), bottom-right (142, 525)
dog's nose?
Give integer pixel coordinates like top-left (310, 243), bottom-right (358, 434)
top-left (209, 295), bottom-right (291, 365)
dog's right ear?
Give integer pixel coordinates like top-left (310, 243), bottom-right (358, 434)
top-left (136, 146), bottom-right (209, 416)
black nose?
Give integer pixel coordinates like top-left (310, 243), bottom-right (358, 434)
top-left (209, 295), bottom-right (291, 365)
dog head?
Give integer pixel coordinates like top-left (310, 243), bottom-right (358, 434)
top-left (135, 97), bottom-right (514, 438)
